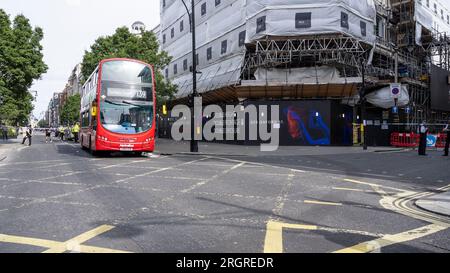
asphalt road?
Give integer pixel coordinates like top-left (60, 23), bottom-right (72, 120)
top-left (0, 135), bottom-right (449, 253)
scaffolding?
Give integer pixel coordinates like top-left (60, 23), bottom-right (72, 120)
top-left (238, 0), bottom-right (450, 131)
top-left (241, 35), bottom-right (370, 81)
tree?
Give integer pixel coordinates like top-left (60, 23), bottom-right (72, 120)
top-left (81, 27), bottom-right (176, 104)
top-left (37, 119), bottom-right (48, 128)
top-left (60, 94), bottom-right (81, 125)
top-left (0, 9), bottom-right (48, 125)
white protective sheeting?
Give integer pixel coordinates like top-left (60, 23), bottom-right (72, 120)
top-left (172, 54), bottom-right (244, 98)
top-left (246, 0), bottom-right (376, 43)
top-left (366, 85), bottom-right (410, 109)
top-left (160, 0), bottom-right (377, 97)
top-left (254, 66), bottom-right (361, 84)
top-left (415, 1), bottom-right (450, 36)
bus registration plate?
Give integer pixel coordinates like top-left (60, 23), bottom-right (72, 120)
top-left (120, 148), bottom-right (134, 151)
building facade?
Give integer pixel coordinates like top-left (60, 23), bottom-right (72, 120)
top-left (159, 0), bottom-right (450, 146)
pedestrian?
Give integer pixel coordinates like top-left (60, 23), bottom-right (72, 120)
top-left (72, 122), bottom-right (80, 143)
top-left (58, 126), bottom-right (64, 141)
top-left (21, 126), bottom-right (32, 146)
top-left (418, 121), bottom-right (428, 156)
top-left (443, 122), bottom-right (450, 157)
top-left (1, 124), bottom-right (8, 141)
top-left (45, 128), bottom-right (52, 143)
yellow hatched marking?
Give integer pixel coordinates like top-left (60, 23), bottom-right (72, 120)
top-left (334, 224), bottom-right (447, 253)
top-left (264, 221), bottom-right (318, 253)
top-left (333, 187), bottom-right (366, 192)
top-left (304, 200), bottom-right (343, 206)
top-left (0, 225), bottom-right (131, 253)
top-left (43, 225), bottom-right (116, 253)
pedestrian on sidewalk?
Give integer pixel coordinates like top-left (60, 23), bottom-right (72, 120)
top-left (418, 121), bottom-right (428, 156)
top-left (1, 124), bottom-right (8, 141)
top-left (443, 122), bottom-right (450, 157)
top-left (21, 126), bottom-right (32, 146)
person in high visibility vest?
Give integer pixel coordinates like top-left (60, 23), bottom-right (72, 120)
top-left (72, 122), bottom-right (80, 143)
top-left (58, 126), bottom-right (65, 141)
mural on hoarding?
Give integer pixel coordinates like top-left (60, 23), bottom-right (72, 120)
top-left (282, 106), bottom-right (331, 145)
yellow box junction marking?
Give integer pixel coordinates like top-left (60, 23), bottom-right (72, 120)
top-left (264, 221), bottom-right (318, 253)
top-left (304, 200), bottom-right (343, 206)
top-left (334, 224), bottom-right (447, 253)
top-left (264, 220), bottom-right (447, 254)
top-left (0, 225), bottom-right (131, 253)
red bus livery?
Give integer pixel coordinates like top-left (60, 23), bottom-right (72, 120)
top-left (80, 58), bottom-right (156, 154)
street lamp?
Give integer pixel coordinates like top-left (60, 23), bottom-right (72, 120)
top-left (180, 0), bottom-right (199, 153)
top-left (359, 59), bottom-right (368, 150)
top-left (30, 90), bottom-right (38, 101)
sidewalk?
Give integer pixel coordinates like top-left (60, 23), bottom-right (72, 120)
top-left (0, 137), bottom-right (22, 161)
top-left (416, 191), bottom-right (450, 217)
top-left (154, 138), bottom-right (409, 157)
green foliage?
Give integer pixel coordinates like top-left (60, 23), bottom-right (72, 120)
top-left (7, 126), bottom-right (17, 138)
top-left (81, 27), bottom-right (176, 104)
top-left (60, 94), bottom-right (81, 125)
top-left (0, 9), bottom-right (48, 125)
top-left (37, 119), bottom-right (48, 128)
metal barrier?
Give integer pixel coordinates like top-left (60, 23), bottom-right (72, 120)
top-left (390, 132), bottom-right (420, 148)
top-left (436, 133), bottom-right (448, 148)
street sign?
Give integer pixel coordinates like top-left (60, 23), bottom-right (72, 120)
top-left (427, 135), bottom-right (438, 147)
top-left (390, 83), bottom-right (402, 99)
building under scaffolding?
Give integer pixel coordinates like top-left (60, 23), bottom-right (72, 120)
top-left (159, 0), bottom-right (450, 146)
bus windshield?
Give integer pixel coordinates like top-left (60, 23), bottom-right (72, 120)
top-left (100, 61), bottom-right (154, 135)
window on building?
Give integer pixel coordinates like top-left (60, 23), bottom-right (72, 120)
top-left (207, 47), bottom-right (212, 60)
top-left (183, 59), bottom-right (188, 71)
top-left (165, 68), bottom-right (169, 79)
top-left (221, 40), bottom-right (228, 54)
top-left (256, 16), bottom-right (266, 33)
top-left (180, 20), bottom-right (184, 32)
top-left (341, 12), bottom-right (349, 29)
top-left (201, 3), bottom-right (206, 16)
top-left (171, 28), bottom-right (175, 38)
top-left (376, 16), bottom-right (386, 39)
top-left (195, 53), bottom-right (199, 66)
top-left (215, 0), bottom-right (221, 7)
top-left (295, 12), bottom-right (312, 29)
top-left (239, 31), bottom-right (246, 47)
top-left (360, 21), bottom-right (367, 37)
top-left (163, 34), bottom-right (166, 44)
top-left (174, 64), bottom-right (178, 75)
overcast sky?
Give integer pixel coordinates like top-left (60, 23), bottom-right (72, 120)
top-left (0, 0), bottom-right (160, 120)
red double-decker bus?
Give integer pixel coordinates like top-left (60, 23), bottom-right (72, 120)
top-left (80, 58), bottom-right (156, 155)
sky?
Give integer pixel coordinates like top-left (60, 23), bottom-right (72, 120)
top-left (0, 0), bottom-right (161, 120)
top-left (2, 0), bottom-right (450, 120)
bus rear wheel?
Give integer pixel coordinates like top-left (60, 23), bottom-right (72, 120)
top-left (89, 139), bottom-right (98, 156)
top-left (81, 136), bottom-right (88, 151)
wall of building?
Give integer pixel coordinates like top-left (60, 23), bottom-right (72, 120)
top-left (160, 0), bottom-right (378, 99)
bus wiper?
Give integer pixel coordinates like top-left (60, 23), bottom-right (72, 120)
top-left (122, 100), bottom-right (153, 107)
top-left (104, 99), bottom-right (127, 106)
